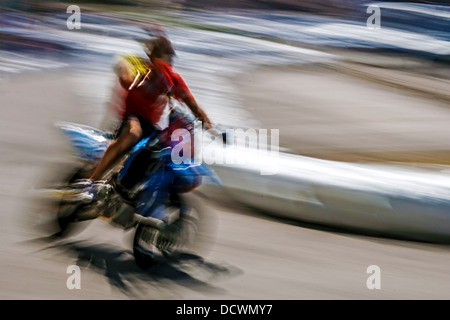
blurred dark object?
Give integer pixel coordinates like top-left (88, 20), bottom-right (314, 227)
top-left (2, 0), bottom-right (448, 16)
top-left (0, 0), bottom-right (137, 11)
top-left (175, 0), bottom-right (449, 16)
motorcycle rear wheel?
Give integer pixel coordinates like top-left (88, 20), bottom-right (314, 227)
top-left (52, 164), bottom-right (97, 238)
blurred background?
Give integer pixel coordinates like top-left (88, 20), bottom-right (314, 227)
top-left (1, 0), bottom-right (450, 300)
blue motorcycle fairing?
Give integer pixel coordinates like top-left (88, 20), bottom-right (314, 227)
top-left (117, 136), bottom-right (222, 218)
top-left (168, 161), bottom-right (222, 186)
top-left (57, 121), bottom-right (222, 221)
top-left (56, 122), bottom-right (113, 162)
top-left (119, 133), bottom-right (222, 190)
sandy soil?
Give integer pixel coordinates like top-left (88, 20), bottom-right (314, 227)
top-left (1, 58), bottom-right (450, 300)
top-left (234, 58), bottom-right (450, 165)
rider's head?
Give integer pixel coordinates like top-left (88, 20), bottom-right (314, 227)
top-left (149, 36), bottom-right (176, 65)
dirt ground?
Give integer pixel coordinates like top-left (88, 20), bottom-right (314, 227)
top-left (234, 54), bottom-right (450, 165)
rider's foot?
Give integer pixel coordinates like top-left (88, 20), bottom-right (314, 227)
top-left (71, 178), bottom-right (96, 202)
top-left (71, 178), bottom-right (94, 189)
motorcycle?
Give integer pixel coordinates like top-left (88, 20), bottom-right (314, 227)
top-left (42, 108), bottom-right (222, 270)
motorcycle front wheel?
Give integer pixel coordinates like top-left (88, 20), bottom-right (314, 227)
top-left (132, 192), bottom-right (215, 269)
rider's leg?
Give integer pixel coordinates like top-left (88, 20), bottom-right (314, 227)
top-left (89, 117), bottom-right (143, 181)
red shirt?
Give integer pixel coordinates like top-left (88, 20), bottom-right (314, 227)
top-left (124, 59), bottom-right (194, 126)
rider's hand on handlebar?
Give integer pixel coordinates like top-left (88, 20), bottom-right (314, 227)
top-left (202, 120), bottom-right (214, 131)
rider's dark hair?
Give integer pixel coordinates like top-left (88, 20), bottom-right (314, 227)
top-left (150, 36), bottom-right (176, 59)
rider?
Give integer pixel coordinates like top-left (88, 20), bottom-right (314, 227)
top-left (99, 52), bottom-right (151, 132)
top-left (79, 35), bottom-right (214, 198)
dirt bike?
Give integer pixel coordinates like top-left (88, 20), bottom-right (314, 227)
top-left (41, 111), bottom-right (221, 270)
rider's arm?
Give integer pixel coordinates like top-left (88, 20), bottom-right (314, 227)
top-left (182, 96), bottom-right (213, 130)
top-left (171, 71), bottom-right (214, 130)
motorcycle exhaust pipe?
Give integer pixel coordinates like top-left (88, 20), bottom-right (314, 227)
top-left (132, 207), bottom-right (180, 230)
top-left (133, 214), bottom-right (167, 230)
top-left (111, 199), bottom-right (180, 231)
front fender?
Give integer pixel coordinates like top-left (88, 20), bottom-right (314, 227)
top-left (55, 122), bottom-right (113, 161)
